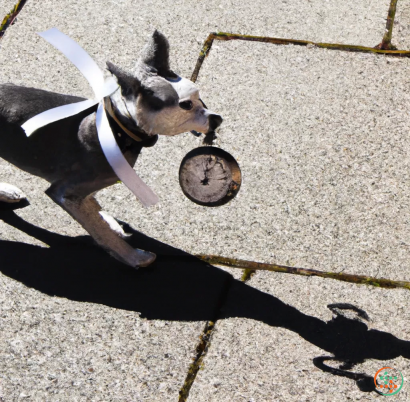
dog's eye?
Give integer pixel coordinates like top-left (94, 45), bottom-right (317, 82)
top-left (179, 100), bottom-right (193, 111)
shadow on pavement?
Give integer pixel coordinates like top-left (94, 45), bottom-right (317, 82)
top-left (1, 208), bottom-right (409, 393)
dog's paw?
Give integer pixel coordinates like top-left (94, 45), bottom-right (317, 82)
top-left (0, 183), bottom-right (27, 203)
top-left (99, 211), bottom-right (131, 239)
top-left (113, 248), bottom-right (156, 268)
top-left (134, 249), bottom-right (156, 268)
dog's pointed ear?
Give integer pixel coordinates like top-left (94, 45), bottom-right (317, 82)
top-left (106, 61), bottom-right (141, 97)
top-left (138, 30), bottom-right (171, 76)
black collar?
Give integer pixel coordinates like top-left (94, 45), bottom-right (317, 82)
top-left (104, 97), bottom-right (158, 148)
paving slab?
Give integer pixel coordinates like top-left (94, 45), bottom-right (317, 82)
top-left (0, 276), bottom-right (203, 401)
top-left (190, 273), bottom-right (410, 401)
top-left (191, 41), bottom-right (410, 279)
top-left (0, 216), bottom-right (237, 401)
top-left (0, 0), bottom-right (408, 401)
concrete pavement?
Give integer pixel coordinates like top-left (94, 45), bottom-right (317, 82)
top-left (0, 0), bottom-right (409, 400)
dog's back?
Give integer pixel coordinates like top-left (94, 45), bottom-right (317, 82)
top-left (0, 84), bottom-right (86, 125)
top-left (0, 84), bottom-right (100, 182)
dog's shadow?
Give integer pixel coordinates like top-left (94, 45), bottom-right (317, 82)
top-left (1, 205), bottom-right (409, 394)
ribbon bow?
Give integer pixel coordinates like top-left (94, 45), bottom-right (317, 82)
top-left (22, 28), bottom-right (159, 207)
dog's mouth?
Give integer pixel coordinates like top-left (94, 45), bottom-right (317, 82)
top-left (189, 114), bottom-right (223, 138)
top-left (203, 131), bottom-right (217, 145)
top-left (190, 130), bottom-right (217, 145)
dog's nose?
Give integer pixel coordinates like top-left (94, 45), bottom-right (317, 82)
top-left (209, 114), bottom-right (223, 131)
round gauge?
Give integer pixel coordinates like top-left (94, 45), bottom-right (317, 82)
top-left (179, 147), bottom-right (241, 207)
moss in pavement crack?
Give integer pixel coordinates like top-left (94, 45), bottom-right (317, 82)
top-left (178, 321), bottom-right (215, 402)
top-left (0, 0), bottom-right (27, 41)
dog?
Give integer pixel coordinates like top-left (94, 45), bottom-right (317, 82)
top-left (0, 30), bottom-right (223, 267)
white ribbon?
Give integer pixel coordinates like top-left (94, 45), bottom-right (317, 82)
top-left (22, 28), bottom-right (159, 207)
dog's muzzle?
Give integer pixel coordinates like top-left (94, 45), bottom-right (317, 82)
top-left (191, 113), bottom-right (223, 137)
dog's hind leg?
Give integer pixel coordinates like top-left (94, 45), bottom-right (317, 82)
top-left (0, 183), bottom-right (27, 203)
top-left (46, 184), bottom-right (156, 268)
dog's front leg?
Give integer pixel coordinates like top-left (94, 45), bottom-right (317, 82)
top-left (46, 185), bottom-right (156, 268)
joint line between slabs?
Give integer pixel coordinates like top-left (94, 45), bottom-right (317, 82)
top-left (196, 255), bottom-right (410, 291)
top-left (191, 30), bottom-right (410, 83)
top-left (177, 273), bottom-right (235, 402)
top-left (378, 0), bottom-right (399, 50)
top-left (0, 0), bottom-right (27, 42)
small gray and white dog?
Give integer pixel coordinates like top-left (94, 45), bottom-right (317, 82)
top-left (0, 30), bottom-right (222, 267)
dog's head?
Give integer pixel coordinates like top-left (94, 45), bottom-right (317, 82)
top-left (106, 30), bottom-right (222, 137)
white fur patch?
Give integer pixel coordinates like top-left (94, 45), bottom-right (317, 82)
top-left (0, 183), bottom-right (27, 203)
top-left (99, 211), bottom-right (131, 238)
top-left (168, 76), bottom-right (199, 100)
